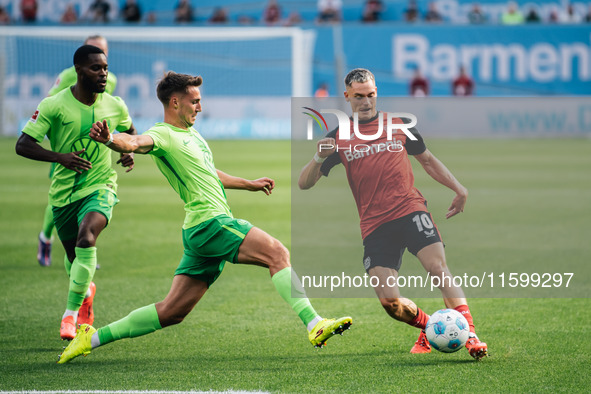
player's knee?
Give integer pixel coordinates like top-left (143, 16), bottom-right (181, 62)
top-left (76, 234), bottom-right (96, 249)
top-left (267, 238), bottom-right (290, 270)
top-left (427, 259), bottom-right (449, 277)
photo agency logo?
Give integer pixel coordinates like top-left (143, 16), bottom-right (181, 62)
top-left (302, 107), bottom-right (419, 156)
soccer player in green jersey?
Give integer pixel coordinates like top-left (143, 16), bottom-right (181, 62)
top-left (16, 45), bottom-right (136, 341)
top-left (57, 71), bottom-right (352, 364)
top-left (38, 35), bottom-right (117, 267)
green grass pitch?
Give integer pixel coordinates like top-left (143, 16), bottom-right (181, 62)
top-left (0, 137), bottom-right (590, 392)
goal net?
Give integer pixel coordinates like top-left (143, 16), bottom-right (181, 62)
top-left (0, 26), bottom-right (315, 137)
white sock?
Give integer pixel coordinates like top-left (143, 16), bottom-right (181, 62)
top-left (62, 309), bottom-right (78, 321)
top-left (307, 316), bottom-right (323, 333)
top-left (39, 231), bottom-right (53, 243)
top-left (91, 332), bottom-right (100, 349)
top-left (85, 287), bottom-right (92, 298)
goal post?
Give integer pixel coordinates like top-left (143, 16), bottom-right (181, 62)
top-left (0, 26), bottom-right (316, 137)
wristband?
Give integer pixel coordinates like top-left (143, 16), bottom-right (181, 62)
top-left (105, 133), bottom-right (114, 146)
top-left (313, 153), bottom-right (326, 164)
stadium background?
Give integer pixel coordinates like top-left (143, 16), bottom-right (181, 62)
top-left (1, 0), bottom-right (590, 138)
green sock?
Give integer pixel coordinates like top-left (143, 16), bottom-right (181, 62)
top-left (66, 247), bottom-right (97, 311)
top-left (41, 204), bottom-right (55, 240)
top-left (271, 267), bottom-right (319, 327)
top-left (97, 304), bottom-right (162, 346)
top-left (64, 254), bottom-right (72, 278)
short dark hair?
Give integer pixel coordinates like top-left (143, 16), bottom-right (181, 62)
top-left (344, 68), bottom-right (375, 88)
top-left (156, 71), bottom-right (203, 106)
top-left (73, 45), bottom-right (105, 66)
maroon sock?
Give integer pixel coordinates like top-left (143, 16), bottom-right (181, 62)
top-left (455, 304), bottom-right (475, 333)
top-left (409, 307), bottom-right (430, 330)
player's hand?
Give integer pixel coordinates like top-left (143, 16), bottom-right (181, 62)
top-left (317, 137), bottom-right (336, 158)
top-left (248, 177), bottom-right (275, 195)
top-left (89, 120), bottom-right (111, 143)
top-left (446, 188), bottom-right (468, 219)
top-left (117, 152), bottom-right (135, 173)
top-left (58, 149), bottom-right (92, 174)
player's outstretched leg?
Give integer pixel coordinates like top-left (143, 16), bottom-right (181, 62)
top-left (238, 227), bottom-right (353, 348)
top-left (308, 316), bottom-right (353, 348)
top-left (58, 324), bottom-right (96, 364)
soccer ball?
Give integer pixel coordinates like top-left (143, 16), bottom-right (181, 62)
top-left (425, 309), bottom-right (469, 353)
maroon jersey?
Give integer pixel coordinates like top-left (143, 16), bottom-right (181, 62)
top-left (320, 113), bottom-right (427, 239)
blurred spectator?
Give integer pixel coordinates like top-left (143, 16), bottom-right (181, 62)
top-left (175, 0), bottom-right (193, 23)
top-left (122, 0), bottom-right (142, 22)
top-left (317, 0), bottom-right (342, 23)
top-left (61, 4), bottom-right (78, 23)
top-left (409, 68), bottom-right (429, 97)
top-left (563, 4), bottom-right (582, 23)
top-left (452, 66), bottom-right (474, 96)
top-left (524, 7), bottom-right (540, 23)
top-left (424, 2), bottom-right (442, 22)
top-left (467, 3), bottom-right (486, 24)
top-left (20, 0), bottom-right (37, 22)
top-left (146, 11), bottom-right (157, 24)
top-left (404, 0), bottom-right (419, 23)
top-left (500, 1), bottom-right (524, 25)
top-left (238, 14), bottom-right (256, 25)
top-left (585, 4), bottom-right (591, 22)
top-left (85, 0), bottom-right (111, 22)
top-left (0, 6), bottom-right (11, 24)
top-left (263, 0), bottom-right (281, 25)
top-left (284, 11), bottom-right (302, 26)
top-left (361, 0), bottom-right (384, 23)
top-left (547, 5), bottom-right (564, 23)
top-left (314, 83), bottom-right (329, 97)
top-left (209, 7), bottom-right (228, 23)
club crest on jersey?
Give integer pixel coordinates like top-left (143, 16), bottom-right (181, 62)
top-left (30, 110), bottom-right (40, 124)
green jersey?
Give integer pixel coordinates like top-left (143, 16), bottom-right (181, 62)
top-left (145, 123), bottom-right (232, 229)
top-left (48, 66), bottom-right (117, 96)
top-left (22, 88), bottom-right (132, 207)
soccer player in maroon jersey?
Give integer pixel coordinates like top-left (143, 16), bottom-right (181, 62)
top-left (298, 68), bottom-right (488, 360)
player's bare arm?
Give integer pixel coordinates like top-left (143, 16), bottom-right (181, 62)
top-left (114, 124), bottom-right (138, 172)
top-left (15, 133), bottom-right (92, 174)
top-left (298, 137), bottom-right (336, 190)
top-left (90, 120), bottom-right (154, 154)
top-left (414, 148), bottom-right (468, 219)
top-left (216, 170), bottom-right (274, 195)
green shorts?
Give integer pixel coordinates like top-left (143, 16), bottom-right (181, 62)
top-left (52, 189), bottom-right (118, 242)
top-left (176, 215), bottom-right (253, 287)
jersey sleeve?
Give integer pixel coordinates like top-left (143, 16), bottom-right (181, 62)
top-left (144, 126), bottom-right (170, 157)
top-left (21, 99), bottom-right (53, 142)
top-left (112, 96), bottom-right (133, 132)
top-left (106, 72), bottom-right (117, 95)
top-left (47, 67), bottom-right (76, 97)
top-left (319, 127), bottom-right (342, 176)
top-left (400, 117), bottom-right (427, 156)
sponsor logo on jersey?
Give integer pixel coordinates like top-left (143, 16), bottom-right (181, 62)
top-left (30, 110), bottom-right (39, 124)
top-left (343, 139), bottom-right (405, 162)
top-left (71, 137), bottom-right (101, 163)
